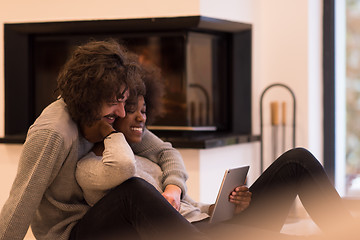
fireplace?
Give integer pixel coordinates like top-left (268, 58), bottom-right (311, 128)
top-left (3, 16), bottom-right (254, 147)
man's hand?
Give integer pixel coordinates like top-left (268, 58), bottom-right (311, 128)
top-left (82, 119), bottom-right (115, 143)
top-left (229, 185), bottom-right (252, 214)
top-left (162, 184), bottom-right (182, 211)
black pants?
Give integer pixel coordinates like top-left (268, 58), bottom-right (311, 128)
top-left (195, 148), bottom-right (354, 239)
top-left (69, 177), bottom-right (204, 240)
top-left (70, 148), bottom-right (353, 240)
top-left (233, 148), bottom-right (352, 231)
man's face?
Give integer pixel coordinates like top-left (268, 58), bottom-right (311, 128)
top-left (100, 88), bottom-right (130, 123)
top-left (81, 86), bottom-right (129, 143)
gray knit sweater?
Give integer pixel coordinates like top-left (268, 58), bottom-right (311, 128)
top-left (76, 133), bottom-right (210, 223)
top-left (0, 99), bottom-right (189, 240)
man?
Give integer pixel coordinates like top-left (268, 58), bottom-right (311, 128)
top-left (0, 39), bottom-right (191, 240)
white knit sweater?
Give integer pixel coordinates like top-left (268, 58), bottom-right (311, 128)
top-left (76, 132), bottom-right (210, 223)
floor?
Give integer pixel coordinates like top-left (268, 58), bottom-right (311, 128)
top-left (0, 144), bottom-right (343, 239)
top-left (281, 202), bottom-right (321, 236)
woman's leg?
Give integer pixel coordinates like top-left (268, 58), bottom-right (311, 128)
top-left (229, 148), bottom-right (352, 233)
top-left (70, 177), bottom-right (204, 240)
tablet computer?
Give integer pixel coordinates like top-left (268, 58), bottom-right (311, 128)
top-left (209, 165), bottom-right (250, 224)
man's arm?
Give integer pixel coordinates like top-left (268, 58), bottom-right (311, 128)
top-left (76, 132), bottom-right (136, 205)
top-left (0, 130), bottom-right (66, 240)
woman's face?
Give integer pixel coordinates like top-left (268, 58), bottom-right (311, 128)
top-left (114, 95), bottom-right (147, 143)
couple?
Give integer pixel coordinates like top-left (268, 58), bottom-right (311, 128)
top-left (0, 39), bottom-right (356, 240)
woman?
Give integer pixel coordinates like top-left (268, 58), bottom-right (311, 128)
top-left (76, 65), bottom-right (356, 240)
top-left (77, 93), bottom-right (216, 223)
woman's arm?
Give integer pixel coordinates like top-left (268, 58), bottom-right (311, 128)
top-left (130, 128), bottom-right (188, 197)
top-left (162, 184), bottom-right (182, 211)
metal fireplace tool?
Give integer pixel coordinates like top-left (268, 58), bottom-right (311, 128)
top-left (260, 83), bottom-right (296, 173)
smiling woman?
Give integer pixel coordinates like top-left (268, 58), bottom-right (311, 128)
top-left (73, 62), bottom-right (207, 240)
top-left (74, 58), bottom-right (359, 240)
top-left (115, 95), bottom-right (147, 143)
top-left (75, 62), bottom-right (214, 223)
top-left (113, 63), bottom-right (165, 143)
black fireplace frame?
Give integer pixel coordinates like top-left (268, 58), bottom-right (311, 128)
top-left (3, 16), bottom-right (255, 147)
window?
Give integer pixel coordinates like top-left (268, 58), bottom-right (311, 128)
top-left (326, 0), bottom-right (360, 196)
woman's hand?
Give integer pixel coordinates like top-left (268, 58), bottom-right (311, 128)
top-left (229, 185), bottom-right (252, 214)
top-left (208, 204), bottom-right (215, 216)
top-left (162, 184), bottom-right (182, 211)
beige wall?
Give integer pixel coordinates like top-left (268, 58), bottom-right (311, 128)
top-left (251, 0), bottom-right (323, 167)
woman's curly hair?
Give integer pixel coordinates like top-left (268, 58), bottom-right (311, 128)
top-left (125, 63), bottom-right (165, 125)
top-left (56, 39), bottom-right (142, 126)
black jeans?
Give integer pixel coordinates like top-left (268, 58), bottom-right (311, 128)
top-left (69, 177), bottom-right (204, 240)
top-left (70, 148), bottom-right (353, 240)
top-left (195, 148), bottom-right (353, 239)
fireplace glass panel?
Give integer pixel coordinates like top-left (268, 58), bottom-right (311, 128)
top-left (32, 31), bottom-right (227, 131)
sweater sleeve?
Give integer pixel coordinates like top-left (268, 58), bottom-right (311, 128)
top-left (0, 129), bottom-right (67, 240)
top-left (76, 132), bottom-right (136, 205)
top-left (130, 128), bottom-right (188, 196)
